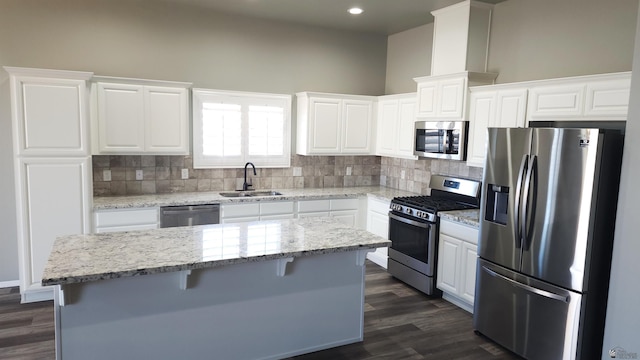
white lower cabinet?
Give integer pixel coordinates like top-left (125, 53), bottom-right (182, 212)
top-left (94, 207), bottom-right (159, 233)
top-left (437, 218), bottom-right (479, 313)
top-left (296, 198), bottom-right (360, 227)
top-left (365, 197), bottom-right (390, 268)
top-left (16, 157), bottom-right (92, 302)
top-left (221, 201), bottom-right (294, 223)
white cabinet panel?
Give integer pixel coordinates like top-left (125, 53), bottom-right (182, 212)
top-left (376, 100), bottom-right (397, 155)
top-left (297, 212), bottom-right (330, 218)
top-left (222, 203), bottom-right (260, 219)
top-left (397, 98), bottom-right (418, 158)
top-left (330, 198), bottom-right (360, 211)
top-left (461, 242), bottom-right (478, 304)
top-left (528, 84), bottom-right (584, 119)
top-left (97, 83), bottom-right (145, 152)
top-left (144, 86), bottom-right (189, 153)
top-left (437, 234), bottom-right (461, 294)
top-left (416, 81), bottom-right (438, 118)
top-left (260, 201), bottom-right (294, 216)
top-left (6, 69), bottom-right (92, 156)
top-left (330, 210), bottom-right (358, 227)
top-left (342, 99), bottom-right (373, 153)
top-left (494, 89), bottom-right (528, 128)
top-left (366, 197), bottom-right (390, 268)
top-left (297, 92), bottom-right (375, 155)
top-left (17, 157), bottom-right (91, 298)
top-left (584, 77), bottom-right (631, 117)
top-left (466, 91), bottom-right (495, 168)
top-left (437, 77), bottom-right (466, 119)
top-left (309, 98), bottom-right (341, 154)
top-left (297, 199), bottom-right (331, 213)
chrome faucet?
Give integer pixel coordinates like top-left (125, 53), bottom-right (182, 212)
top-left (243, 162), bottom-right (256, 191)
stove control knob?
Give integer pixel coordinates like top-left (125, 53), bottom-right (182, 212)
top-left (417, 211), bottom-right (423, 218)
top-left (406, 208), bottom-right (412, 215)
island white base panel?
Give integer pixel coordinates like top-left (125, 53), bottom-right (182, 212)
top-left (54, 251), bottom-right (367, 360)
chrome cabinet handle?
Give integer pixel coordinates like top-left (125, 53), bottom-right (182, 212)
top-left (483, 266), bottom-right (569, 303)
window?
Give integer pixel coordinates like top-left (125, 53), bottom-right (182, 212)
top-left (192, 89), bottom-right (291, 168)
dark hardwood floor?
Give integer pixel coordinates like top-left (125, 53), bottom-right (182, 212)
top-left (0, 262), bottom-right (519, 360)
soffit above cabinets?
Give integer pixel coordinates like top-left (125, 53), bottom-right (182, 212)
top-left (157, 0), bottom-right (506, 35)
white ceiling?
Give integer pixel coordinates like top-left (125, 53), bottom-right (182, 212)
top-left (161, 0), bottom-right (506, 35)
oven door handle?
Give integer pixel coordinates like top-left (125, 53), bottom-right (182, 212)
top-left (389, 213), bottom-right (429, 228)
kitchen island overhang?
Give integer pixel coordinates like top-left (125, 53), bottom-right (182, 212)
top-left (42, 217), bottom-right (390, 360)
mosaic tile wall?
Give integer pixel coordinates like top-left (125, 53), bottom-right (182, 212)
top-left (92, 155), bottom-right (381, 196)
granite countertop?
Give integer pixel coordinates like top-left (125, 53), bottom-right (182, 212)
top-left (439, 209), bottom-right (480, 228)
top-left (42, 217), bottom-right (391, 286)
top-left (93, 186), bottom-right (418, 210)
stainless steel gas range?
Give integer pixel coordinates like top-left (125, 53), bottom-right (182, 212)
top-left (387, 175), bottom-right (480, 296)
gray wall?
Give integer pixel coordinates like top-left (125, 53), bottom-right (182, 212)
top-left (489, 0), bottom-right (638, 83)
top-left (385, 24), bottom-right (433, 94)
top-left (602, 4), bottom-right (640, 358)
top-left (0, 0), bottom-right (387, 95)
top-left (0, 0), bottom-right (388, 282)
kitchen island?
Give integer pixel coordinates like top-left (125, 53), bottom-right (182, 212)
top-left (42, 217), bottom-right (390, 360)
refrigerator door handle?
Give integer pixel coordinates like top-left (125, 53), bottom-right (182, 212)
top-left (482, 266), bottom-right (569, 303)
top-left (521, 155), bottom-right (537, 250)
top-left (514, 154), bottom-right (529, 249)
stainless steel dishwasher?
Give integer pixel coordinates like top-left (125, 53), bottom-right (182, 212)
top-left (159, 204), bottom-right (220, 228)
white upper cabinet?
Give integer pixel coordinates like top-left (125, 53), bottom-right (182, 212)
top-left (466, 86), bottom-right (528, 168)
top-left (5, 67), bottom-right (93, 156)
top-left (414, 72), bottom-right (497, 120)
top-left (92, 77), bottom-right (191, 155)
top-left (526, 72), bottom-right (631, 122)
top-left (376, 93), bottom-right (418, 159)
top-left (296, 92), bottom-right (375, 155)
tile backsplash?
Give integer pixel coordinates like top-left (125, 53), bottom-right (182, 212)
top-left (92, 155), bottom-right (482, 196)
top-left (92, 155), bottom-right (381, 196)
top-left (379, 157), bottom-right (483, 195)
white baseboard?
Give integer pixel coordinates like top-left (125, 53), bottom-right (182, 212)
top-left (0, 280), bottom-right (19, 288)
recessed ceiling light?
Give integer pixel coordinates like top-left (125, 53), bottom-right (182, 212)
top-left (348, 7), bottom-right (363, 15)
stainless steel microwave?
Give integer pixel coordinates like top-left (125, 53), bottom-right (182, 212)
top-left (414, 121), bottom-right (468, 161)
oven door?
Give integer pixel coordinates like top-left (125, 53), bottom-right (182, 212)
top-left (414, 121), bottom-right (467, 160)
top-left (388, 211), bottom-right (437, 276)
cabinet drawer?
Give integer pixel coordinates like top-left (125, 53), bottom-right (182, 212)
top-left (297, 199), bottom-right (330, 213)
top-left (330, 198), bottom-right (359, 210)
top-left (95, 208), bottom-right (159, 228)
top-left (440, 219), bottom-right (479, 244)
top-left (222, 203), bottom-right (260, 218)
top-left (260, 201), bottom-right (294, 215)
top-left (367, 197), bottom-right (390, 214)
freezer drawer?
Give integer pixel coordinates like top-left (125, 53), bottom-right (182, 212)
top-left (473, 259), bottom-right (582, 360)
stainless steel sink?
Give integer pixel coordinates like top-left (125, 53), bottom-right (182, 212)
top-left (219, 191), bottom-right (282, 198)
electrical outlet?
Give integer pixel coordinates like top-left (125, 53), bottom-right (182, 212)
top-left (293, 167), bottom-right (302, 177)
top-left (181, 168), bottom-right (189, 179)
top-left (401, 170), bottom-right (406, 179)
top-left (135, 170), bottom-right (143, 181)
top-left (346, 166), bottom-right (352, 176)
top-left (103, 169), bottom-right (111, 182)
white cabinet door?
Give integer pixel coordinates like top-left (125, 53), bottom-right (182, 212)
top-left (7, 70), bottom-right (92, 156)
top-left (584, 77), bottom-right (631, 118)
top-left (330, 210), bottom-right (358, 227)
top-left (97, 82), bottom-right (145, 153)
top-left (144, 86), bottom-right (189, 154)
top-left (94, 207), bottom-right (159, 233)
top-left (437, 234), bottom-right (461, 295)
top-left (342, 99), bottom-right (373, 154)
top-left (367, 210), bottom-right (389, 238)
top-left (494, 89), bottom-right (528, 128)
top-left (460, 242), bottom-right (478, 304)
top-left (308, 97), bottom-right (341, 154)
top-left (397, 98), bottom-right (418, 158)
top-left (416, 81), bottom-right (438, 118)
top-left (466, 91), bottom-right (495, 168)
top-left (527, 84), bottom-right (585, 120)
top-left (375, 100), bottom-right (398, 156)
top-left (437, 77), bottom-right (466, 119)
top-left (16, 157), bottom-right (91, 301)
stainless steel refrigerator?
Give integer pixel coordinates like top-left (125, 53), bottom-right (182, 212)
top-left (473, 127), bottom-right (624, 360)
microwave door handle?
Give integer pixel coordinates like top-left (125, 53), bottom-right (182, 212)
top-left (514, 154), bottom-right (528, 249)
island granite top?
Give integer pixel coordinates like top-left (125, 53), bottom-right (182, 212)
top-left (93, 186), bottom-right (418, 210)
top-left (42, 217), bottom-right (391, 286)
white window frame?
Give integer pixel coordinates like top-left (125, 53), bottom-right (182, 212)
top-left (192, 89), bottom-right (291, 168)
